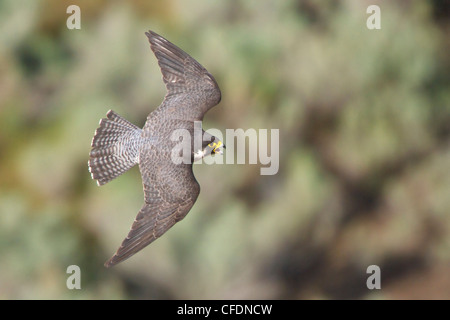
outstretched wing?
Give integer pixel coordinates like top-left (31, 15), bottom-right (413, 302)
top-left (104, 158), bottom-right (200, 267)
top-left (145, 30), bottom-right (221, 121)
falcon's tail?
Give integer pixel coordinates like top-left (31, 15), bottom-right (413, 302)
top-left (88, 110), bottom-right (142, 186)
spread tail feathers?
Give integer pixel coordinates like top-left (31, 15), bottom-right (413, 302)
top-left (89, 110), bottom-right (142, 186)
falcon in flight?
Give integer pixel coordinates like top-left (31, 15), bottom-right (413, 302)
top-left (88, 31), bottom-right (224, 267)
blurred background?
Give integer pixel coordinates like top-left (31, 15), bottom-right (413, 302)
top-left (0, 0), bottom-right (449, 299)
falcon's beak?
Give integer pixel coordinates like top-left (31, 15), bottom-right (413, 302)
top-left (211, 141), bottom-right (225, 155)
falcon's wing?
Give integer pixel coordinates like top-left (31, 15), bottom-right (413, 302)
top-left (145, 30), bottom-right (221, 121)
top-left (104, 160), bottom-right (200, 268)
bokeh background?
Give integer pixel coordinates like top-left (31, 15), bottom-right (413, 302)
top-left (0, 0), bottom-right (449, 299)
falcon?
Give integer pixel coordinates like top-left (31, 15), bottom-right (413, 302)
top-left (88, 31), bottom-right (224, 267)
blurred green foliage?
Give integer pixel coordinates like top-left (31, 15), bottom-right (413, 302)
top-left (0, 0), bottom-right (449, 299)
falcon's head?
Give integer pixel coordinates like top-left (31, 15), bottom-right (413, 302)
top-left (208, 140), bottom-right (225, 155)
top-left (194, 138), bottom-right (225, 161)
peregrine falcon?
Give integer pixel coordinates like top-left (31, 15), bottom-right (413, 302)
top-left (88, 31), bottom-right (224, 267)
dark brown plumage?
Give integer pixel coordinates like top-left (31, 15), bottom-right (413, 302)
top-left (88, 30), bottom-right (223, 267)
